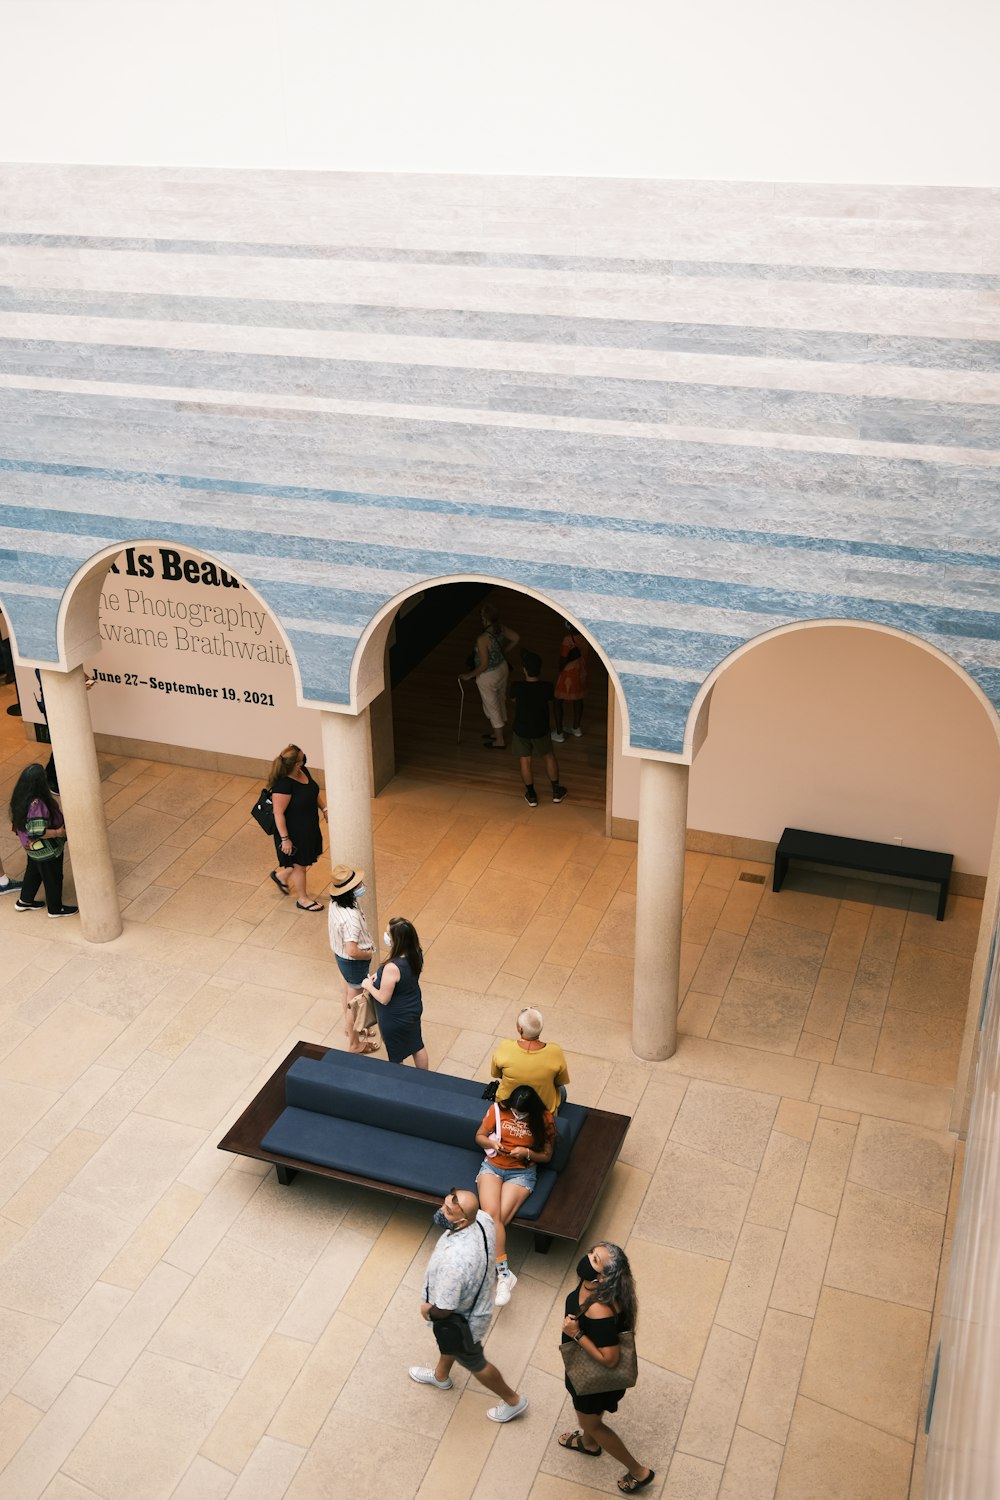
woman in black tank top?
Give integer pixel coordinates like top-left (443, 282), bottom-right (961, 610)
top-left (558, 1241), bottom-right (654, 1493)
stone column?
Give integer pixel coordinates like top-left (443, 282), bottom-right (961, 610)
top-left (39, 665), bottom-right (122, 943)
top-left (320, 707), bottom-right (379, 948)
top-left (632, 757), bottom-right (690, 1060)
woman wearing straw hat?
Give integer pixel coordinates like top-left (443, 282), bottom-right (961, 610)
top-left (327, 864), bottom-right (380, 1055)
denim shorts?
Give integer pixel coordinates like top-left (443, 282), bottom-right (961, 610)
top-left (477, 1159), bottom-right (537, 1191)
top-left (335, 954), bottom-right (371, 985)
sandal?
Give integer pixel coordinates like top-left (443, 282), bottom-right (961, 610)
top-left (361, 1037), bottom-right (381, 1053)
top-left (618, 1471), bottom-right (655, 1493)
top-left (295, 900), bottom-right (324, 912)
top-left (270, 871), bottom-right (289, 894)
top-left (559, 1431), bottom-right (601, 1457)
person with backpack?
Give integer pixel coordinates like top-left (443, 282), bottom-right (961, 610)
top-left (9, 762), bottom-right (77, 917)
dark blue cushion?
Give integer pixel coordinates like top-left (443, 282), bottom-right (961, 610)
top-left (260, 1109), bottom-right (558, 1218)
top-left (320, 1049), bottom-right (485, 1098)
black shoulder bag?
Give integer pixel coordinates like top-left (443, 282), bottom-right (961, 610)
top-left (250, 786), bottom-right (276, 836)
top-left (430, 1222), bottom-right (491, 1356)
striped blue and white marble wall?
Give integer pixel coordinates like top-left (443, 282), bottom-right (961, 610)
top-left (0, 166), bottom-right (998, 753)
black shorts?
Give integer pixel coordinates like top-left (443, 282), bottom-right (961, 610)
top-left (452, 1340), bottom-right (488, 1373)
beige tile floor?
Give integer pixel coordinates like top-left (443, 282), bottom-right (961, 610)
top-left (0, 702), bottom-right (973, 1500)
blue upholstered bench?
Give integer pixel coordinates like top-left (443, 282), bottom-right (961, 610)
top-left (219, 1041), bottom-right (631, 1251)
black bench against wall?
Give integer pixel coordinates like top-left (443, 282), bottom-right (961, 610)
top-left (773, 827), bottom-right (953, 921)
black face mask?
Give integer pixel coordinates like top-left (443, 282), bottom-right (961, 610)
top-left (577, 1254), bottom-right (597, 1282)
top-left (433, 1208), bottom-right (451, 1229)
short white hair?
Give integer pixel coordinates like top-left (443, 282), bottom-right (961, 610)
top-left (517, 1007), bottom-right (543, 1040)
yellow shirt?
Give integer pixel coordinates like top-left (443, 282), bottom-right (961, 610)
top-left (491, 1039), bottom-right (570, 1114)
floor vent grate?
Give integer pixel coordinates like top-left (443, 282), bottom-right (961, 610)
top-left (738, 872), bottom-right (766, 884)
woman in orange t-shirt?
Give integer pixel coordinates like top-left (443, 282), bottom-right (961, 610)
top-left (475, 1085), bottom-right (555, 1307)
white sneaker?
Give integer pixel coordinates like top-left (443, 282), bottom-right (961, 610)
top-left (569, 727), bottom-right (583, 737)
top-left (495, 1268), bottom-right (517, 1305)
top-left (408, 1366), bottom-right (453, 1389)
top-left (550, 731), bottom-right (565, 743)
top-left (487, 1395), bottom-right (528, 1423)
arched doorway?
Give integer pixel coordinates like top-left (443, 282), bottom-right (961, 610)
top-left (353, 576), bottom-right (626, 818)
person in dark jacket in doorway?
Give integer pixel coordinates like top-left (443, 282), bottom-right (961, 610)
top-left (509, 650), bottom-right (567, 808)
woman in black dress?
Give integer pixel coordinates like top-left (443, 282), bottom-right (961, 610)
top-left (361, 917), bottom-right (428, 1067)
top-left (558, 1241), bottom-right (654, 1493)
top-left (269, 744), bottom-right (328, 911)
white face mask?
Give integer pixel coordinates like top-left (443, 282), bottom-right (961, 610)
top-left (511, 1109), bottom-right (528, 1121)
top-left (383, 930), bottom-right (391, 947)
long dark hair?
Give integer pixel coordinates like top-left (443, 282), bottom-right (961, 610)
top-left (387, 916), bottom-right (423, 978)
top-left (581, 1241), bottom-right (639, 1332)
top-left (10, 763), bottom-right (56, 835)
top-left (506, 1084), bottom-right (550, 1151)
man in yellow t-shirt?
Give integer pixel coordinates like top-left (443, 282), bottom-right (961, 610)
top-left (491, 1008), bottom-right (570, 1114)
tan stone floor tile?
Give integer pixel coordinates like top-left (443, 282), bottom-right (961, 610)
top-left (824, 1182), bottom-right (945, 1311)
top-left (448, 826), bottom-right (512, 888)
top-left (717, 1426), bottom-right (783, 1500)
top-left (136, 1036), bottom-right (263, 1129)
top-left (945, 1138), bottom-right (965, 1239)
top-left (664, 1452), bottom-right (724, 1500)
top-left (823, 903), bottom-right (871, 972)
top-left (903, 895), bottom-right (983, 957)
top-left (423, 923), bottom-right (516, 989)
top-left (0, 1394), bottom-right (43, 1474)
top-left (268, 1309), bottom-right (370, 1449)
top-left (373, 804), bottom-right (454, 860)
top-left (683, 882), bottom-right (730, 945)
top-left (690, 931), bottom-right (746, 997)
top-left (453, 868), bottom-right (549, 936)
top-left (534, 861), bottom-right (593, 922)
top-left (663, 1036), bottom-right (819, 1103)
top-left (545, 903), bottom-right (604, 969)
top-left (201, 1331), bottom-right (312, 1474)
top-left (715, 1222), bottom-right (785, 1340)
top-left (205, 982), bottom-right (316, 1058)
top-left (755, 887), bottom-right (839, 934)
top-left (796, 1118), bottom-right (857, 1218)
top-left (559, 950), bottom-right (633, 1020)
top-left (284, 1410), bottom-right (438, 1500)
top-left (848, 1116), bottom-right (955, 1216)
top-left (576, 849), bottom-right (633, 912)
top-left (0, 1001), bottom-right (125, 1092)
top-left (680, 940), bottom-right (707, 998)
top-left (773, 1099), bottom-right (818, 1141)
top-left (1, 1194), bottom-right (134, 1321)
top-left (585, 1160), bottom-right (652, 1249)
top-left (2, 1129), bottom-right (104, 1230)
top-left (172, 1455), bottom-right (244, 1498)
top-left (103, 772), bottom-right (169, 823)
top-left (140, 766), bottom-right (235, 815)
top-left (618, 1075), bottom-right (689, 1174)
top-left (801, 1286), bottom-right (930, 1442)
top-left (277, 1224), bottom-right (373, 1342)
top-left (711, 978), bottom-right (809, 1057)
top-left (0, 1306), bottom-right (61, 1403)
top-left (229, 1435), bottom-right (307, 1498)
top-left (419, 983), bottom-right (508, 1034)
top-left (67, 1106), bottom-right (203, 1222)
top-left (834, 1019), bottom-right (879, 1070)
top-left (731, 916), bottom-right (828, 993)
top-left (108, 803), bottom-right (185, 862)
top-left (803, 967), bottom-right (853, 1040)
top-left (64, 1354), bottom-right (237, 1500)
top-left (774, 1396), bottom-right (913, 1500)
top-left (589, 889), bottom-right (636, 959)
top-left (625, 1238), bottom-right (729, 1379)
top-left (501, 913), bottom-right (565, 979)
top-left (100, 1181), bottom-right (205, 1291)
top-left (886, 943), bottom-right (973, 1018)
top-left (819, 1105), bottom-right (860, 1123)
top-left (150, 873), bottom-right (255, 936)
top-left (195, 823), bottom-right (273, 885)
top-left (121, 884), bottom-right (174, 922)
top-left (148, 981), bottom-right (235, 1060)
top-left (520, 963), bottom-right (572, 1007)
top-left (746, 1132), bottom-right (809, 1233)
top-left (677, 1323), bottom-right (755, 1463)
top-left (151, 1235), bottom-right (304, 1379)
top-left (229, 1171), bottom-right (349, 1274)
top-left (670, 1080), bottom-right (778, 1171)
top-left (700, 856), bottom-right (744, 891)
top-left (165, 1169), bottom-right (261, 1274)
top-left (471, 1365), bottom-right (566, 1500)
top-left (77, 1052), bottom-right (171, 1137)
top-left (679, 990), bottom-right (723, 1039)
top-left (768, 1204), bottom-right (835, 1318)
top-left (634, 1143), bottom-right (755, 1259)
top-left (0, 1376), bottom-right (112, 1500)
top-left (872, 1009), bottom-right (964, 1087)
top-left (338, 1208), bottom-right (432, 1328)
top-left (715, 879), bottom-right (765, 938)
top-left (809, 1064), bottom-right (952, 1131)
top-left (738, 1307), bottom-right (811, 1445)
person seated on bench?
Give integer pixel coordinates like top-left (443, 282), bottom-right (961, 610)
top-left (476, 1085), bottom-right (555, 1306)
top-left (491, 1007), bottom-right (570, 1113)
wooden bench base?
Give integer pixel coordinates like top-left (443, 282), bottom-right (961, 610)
top-left (218, 1041), bottom-right (632, 1251)
top-left (774, 827), bottom-right (953, 920)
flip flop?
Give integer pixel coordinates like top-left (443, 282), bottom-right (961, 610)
top-left (295, 900), bottom-right (324, 912)
top-left (270, 871), bottom-right (289, 894)
top-left (559, 1432), bottom-right (602, 1457)
top-left (618, 1472), bottom-right (655, 1493)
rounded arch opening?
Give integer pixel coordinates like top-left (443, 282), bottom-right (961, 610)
top-left (684, 618), bottom-right (1000, 879)
top-left (49, 539), bottom-right (315, 769)
top-left (351, 573), bottom-right (630, 811)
